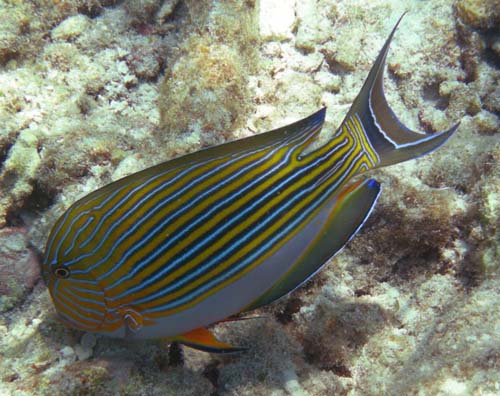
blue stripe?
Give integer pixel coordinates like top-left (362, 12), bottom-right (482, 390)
top-left (54, 288), bottom-right (103, 322)
top-left (110, 135), bottom-right (355, 302)
top-left (77, 120), bottom-right (320, 254)
top-left (63, 216), bottom-right (94, 257)
top-left (141, 150), bottom-right (369, 312)
top-left (64, 287), bottom-right (106, 307)
top-left (52, 184), bottom-right (130, 264)
top-left (99, 140), bottom-right (298, 285)
top-left (354, 113), bottom-right (380, 165)
top-left (46, 187), bottom-right (111, 265)
top-left (70, 123), bottom-right (317, 277)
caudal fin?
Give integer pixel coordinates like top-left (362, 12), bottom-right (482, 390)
top-left (340, 13), bottom-right (459, 169)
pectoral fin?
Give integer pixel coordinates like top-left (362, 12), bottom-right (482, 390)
top-left (174, 327), bottom-right (247, 354)
top-left (245, 178), bottom-right (381, 311)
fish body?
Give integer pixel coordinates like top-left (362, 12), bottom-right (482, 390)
top-left (42, 16), bottom-right (458, 352)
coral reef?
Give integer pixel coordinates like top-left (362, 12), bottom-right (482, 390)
top-left (455, 0), bottom-right (500, 29)
top-left (0, 227), bottom-right (40, 312)
top-left (0, 3), bottom-right (168, 228)
top-left (0, 0), bottom-right (498, 395)
top-left (157, 0), bottom-right (259, 153)
top-left (0, 0), bottom-right (119, 65)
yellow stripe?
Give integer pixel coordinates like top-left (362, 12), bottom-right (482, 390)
top-left (101, 147), bottom-right (278, 295)
top-left (131, 133), bottom-right (361, 311)
top-left (104, 124), bottom-right (324, 292)
top-left (105, 131), bottom-right (350, 307)
top-left (145, 146), bottom-right (370, 318)
top-left (351, 115), bottom-right (379, 166)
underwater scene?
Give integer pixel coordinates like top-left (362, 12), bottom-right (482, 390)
top-left (0, 0), bottom-right (498, 395)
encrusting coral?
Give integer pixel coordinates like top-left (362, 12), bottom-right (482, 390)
top-left (0, 3), bottom-right (169, 228)
top-left (0, 0), bottom-right (498, 395)
top-left (157, 0), bottom-right (259, 153)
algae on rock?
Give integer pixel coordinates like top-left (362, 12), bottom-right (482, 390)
top-left (0, 0), bottom-right (499, 395)
top-left (157, 0), bottom-right (259, 154)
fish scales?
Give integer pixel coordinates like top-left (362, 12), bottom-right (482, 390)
top-left (47, 112), bottom-right (370, 317)
top-left (41, 15), bottom-right (459, 352)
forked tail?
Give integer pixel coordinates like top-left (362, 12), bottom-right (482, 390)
top-left (337, 14), bottom-right (459, 169)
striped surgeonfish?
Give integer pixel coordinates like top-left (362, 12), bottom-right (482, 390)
top-left (41, 16), bottom-right (459, 353)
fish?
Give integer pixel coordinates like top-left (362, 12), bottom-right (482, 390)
top-left (41, 15), bottom-right (459, 353)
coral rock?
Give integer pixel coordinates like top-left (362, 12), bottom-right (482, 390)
top-left (455, 0), bottom-right (500, 29)
top-left (0, 227), bottom-right (40, 312)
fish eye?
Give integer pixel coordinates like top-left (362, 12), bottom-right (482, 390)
top-left (53, 266), bottom-right (70, 279)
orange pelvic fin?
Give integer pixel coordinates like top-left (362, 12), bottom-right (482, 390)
top-left (174, 327), bottom-right (247, 354)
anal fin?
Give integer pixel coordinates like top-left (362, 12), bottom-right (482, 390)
top-left (245, 178), bottom-right (381, 311)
